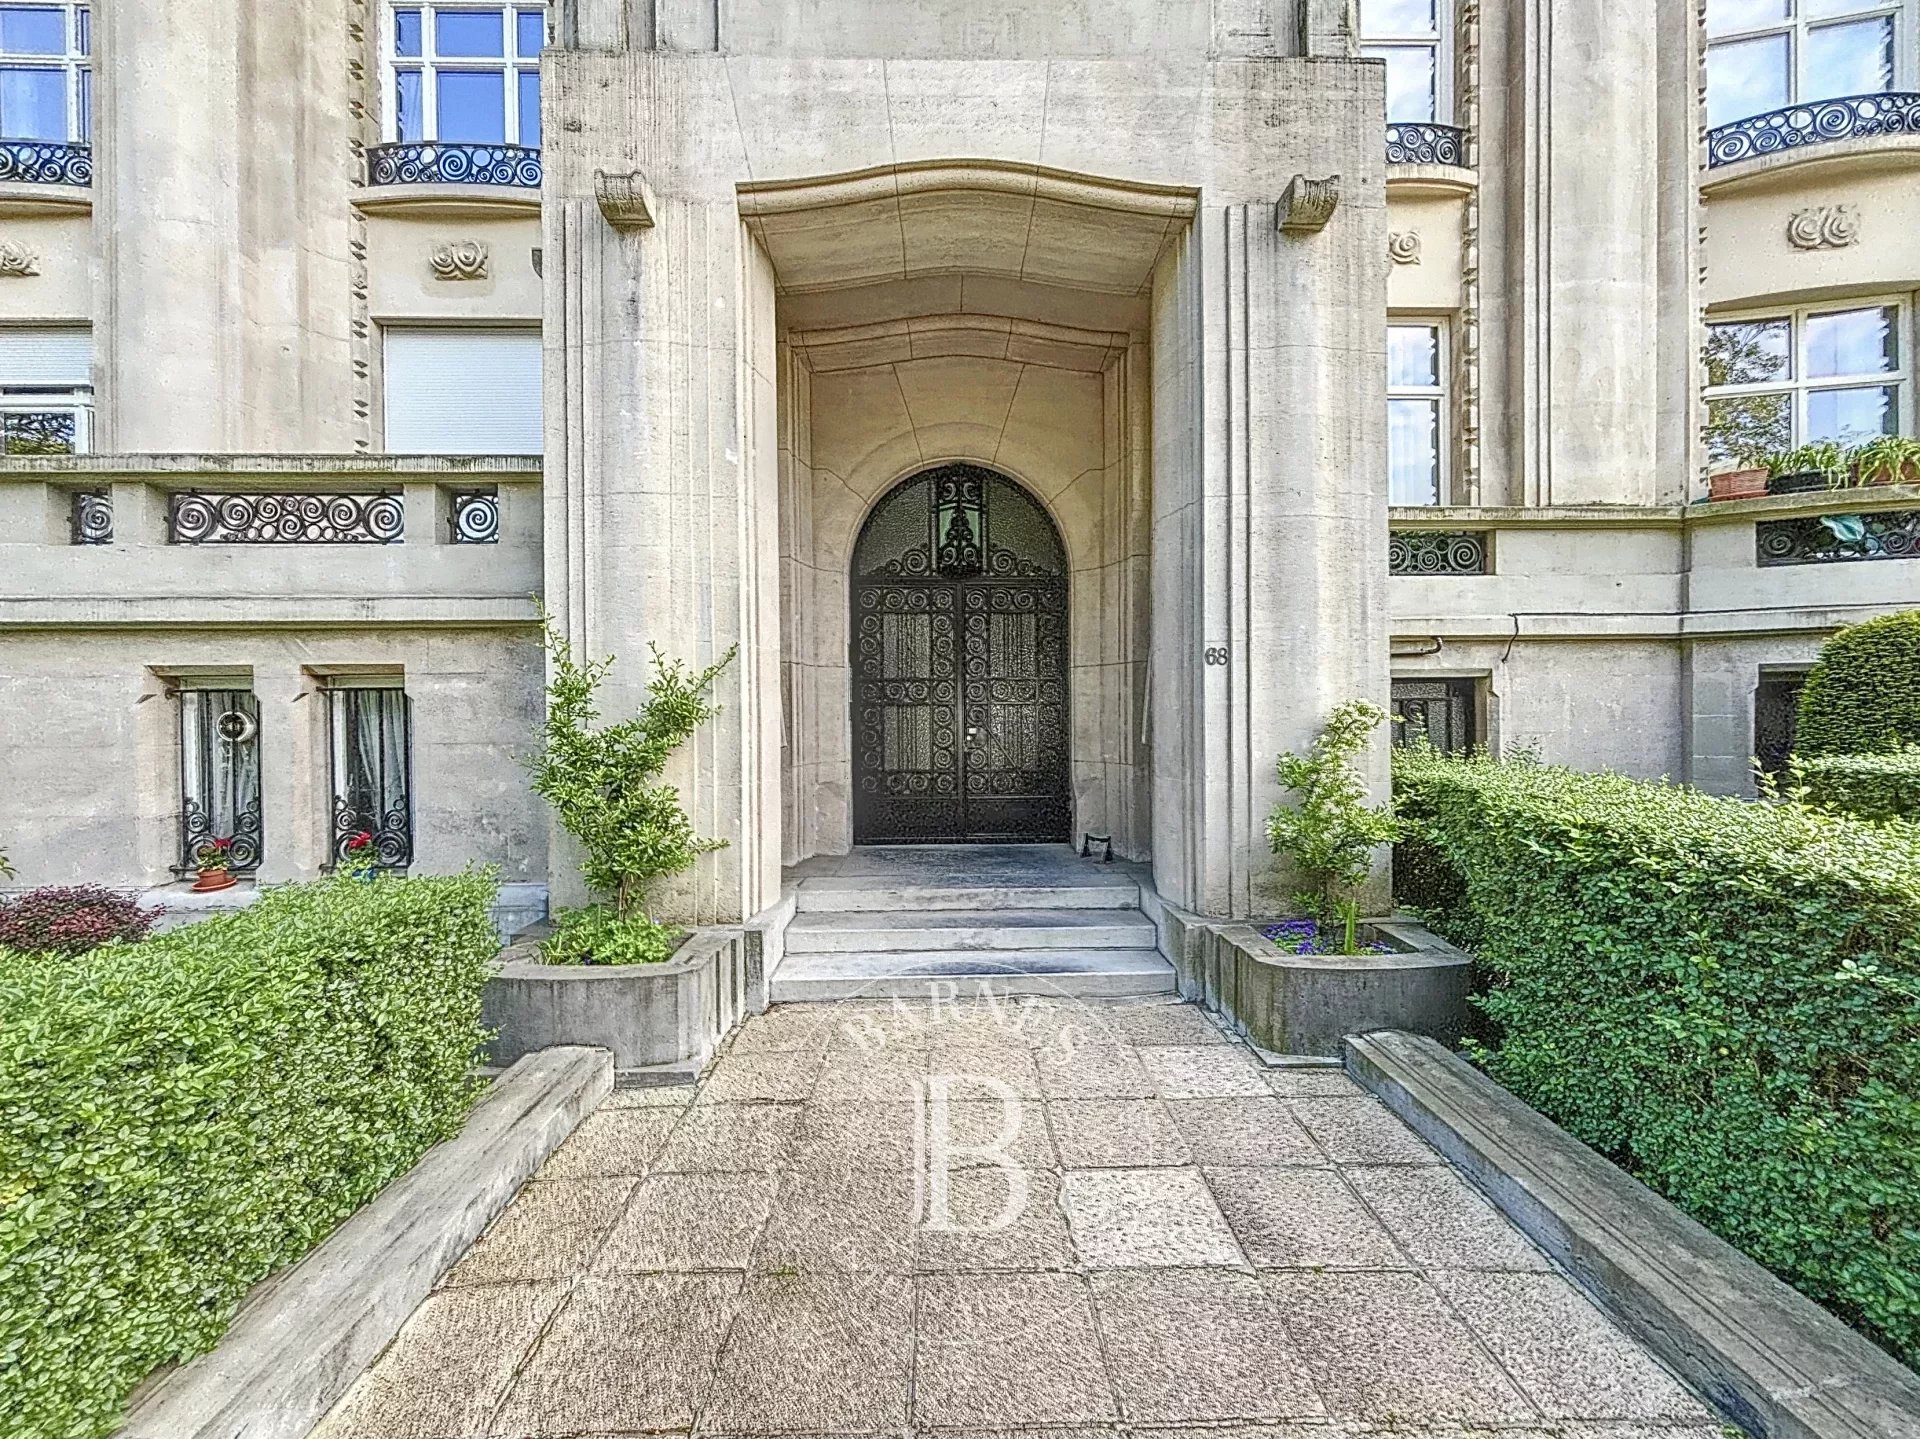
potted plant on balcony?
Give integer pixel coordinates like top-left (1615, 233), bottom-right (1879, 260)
top-left (1848, 435), bottom-right (1920, 488)
top-left (192, 838), bottom-right (236, 892)
top-left (1764, 442), bottom-right (1847, 495)
top-left (1708, 445), bottom-right (1772, 502)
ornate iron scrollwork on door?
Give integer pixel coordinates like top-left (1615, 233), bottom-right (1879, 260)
top-left (851, 465), bottom-right (1070, 844)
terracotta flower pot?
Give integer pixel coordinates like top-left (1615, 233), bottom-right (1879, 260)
top-left (1707, 468), bottom-right (1769, 502)
top-left (193, 867), bottom-right (236, 893)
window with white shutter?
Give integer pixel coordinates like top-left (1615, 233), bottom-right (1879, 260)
top-left (382, 326), bottom-right (541, 454)
top-left (0, 323), bottom-right (92, 453)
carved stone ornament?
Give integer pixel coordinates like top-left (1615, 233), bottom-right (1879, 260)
top-left (1278, 174), bottom-right (1341, 235)
top-left (1388, 230), bottom-right (1422, 265)
top-left (1786, 203), bottom-right (1860, 251)
top-left (428, 240), bottom-right (489, 280)
top-left (596, 168), bottom-right (657, 231)
top-left (0, 239), bottom-right (41, 277)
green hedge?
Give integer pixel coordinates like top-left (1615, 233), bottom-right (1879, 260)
top-left (0, 872), bottom-right (499, 1439)
top-left (1796, 750), bottom-right (1920, 824)
top-left (1393, 750), bottom-right (1920, 1367)
top-left (1797, 610), bottom-right (1920, 756)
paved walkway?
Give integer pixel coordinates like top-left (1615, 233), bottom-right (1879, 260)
top-left (316, 999), bottom-right (1724, 1439)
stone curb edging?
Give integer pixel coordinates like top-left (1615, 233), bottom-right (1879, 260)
top-left (1345, 1030), bottom-right (1920, 1439)
top-left (119, 1046), bottom-right (613, 1439)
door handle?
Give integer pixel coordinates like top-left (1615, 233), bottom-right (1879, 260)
top-left (965, 725), bottom-right (984, 748)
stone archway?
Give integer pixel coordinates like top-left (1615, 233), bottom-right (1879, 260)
top-left (849, 464), bottom-right (1071, 844)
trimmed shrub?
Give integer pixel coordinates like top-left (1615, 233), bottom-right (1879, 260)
top-left (1796, 610), bottom-right (1920, 756)
top-left (1393, 749), bottom-right (1920, 1366)
top-left (0, 886), bottom-right (161, 956)
top-left (0, 871), bottom-right (500, 1439)
top-left (1796, 749), bottom-right (1920, 824)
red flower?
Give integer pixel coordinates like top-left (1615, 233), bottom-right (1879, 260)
top-left (350, 831), bottom-right (374, 849)
top-left (212, 838), bottom-right (233, 852)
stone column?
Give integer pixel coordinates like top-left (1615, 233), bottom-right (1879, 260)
top-left (95, 1), bottom-right (356, 452)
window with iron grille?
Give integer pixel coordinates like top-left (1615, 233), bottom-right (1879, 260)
top-left (1361, 0), bottom-right (1452, 124)
top-left (386, 4), bottom-right (545, 146)
top-left (0, 4), bottom-right (90, 142)
top-left (1392, 677), bottom-right (1478, 754)
top-left (179, 687), bottom-right (263, 872)
top-left (1706, 0), bottom-right (1909, 129)
top-left (0, 326), bottom-right (92, 453)
top-left (328, 683), bottom-right (414, 870)
top-left (1754, 669), bottom-right (1809, 777)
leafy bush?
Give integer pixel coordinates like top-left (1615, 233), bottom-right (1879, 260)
top-left (0, 871), bottom-right (499, 1439)
top-left (1393, 748), bottom-right (1920, 1366)
top-left (1794, 749), bottom-right (1920, 824)
top-left (0, 886), bottom-right (161, 957)
top-left (541, 904), bottom-right (684, 966)
top-left (1796, 610), bottom-right (1920, 756)
top-left (1266, 700), bottom-right (1399, 953)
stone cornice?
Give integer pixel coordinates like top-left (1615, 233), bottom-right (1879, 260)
top-left (736, 158), bottom-right (1198, 220)
top-left (0, 453), bottom-right (543, 483)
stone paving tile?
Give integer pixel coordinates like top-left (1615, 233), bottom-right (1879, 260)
top-left (936, 1097), bottom-right (1059, 1171)
top-left (440, 1177), bottom-right (635, 1289)
top-left (537, 1108), bottom-right (678, 1179)
top-left (1048, 1099), bottom-right (1193, 1168)
top-left (1287, 1098), bottom-right (1446, 1165)
top-left (914, 1272), bottom-right (1120, 1426)
top-left (1061, 1167), bottom-right (1245, 1269)
top-left (792, 1099), bottom-right (918, 1171)
top-left (695, 1052), bottom-right (822, 1104)
top-left (815, 1043), bottom-right (930, 1101)
top-left (1431, 1271), bottom-right (1713, 1421)
top-left (1090, 1268), bottom-right (1326, 1422)
top-left (591, 1171), bottom-right (778, 1273)
top-left (1265, 1270), bottom-right (1538, 1424)
top-left (1167, 1098), bottom-right (1326, 1166)
top-left (1036, 1042), bottom-right (1156, 1100)
top-left (918, 1168), bottom-right (1076, 1272)
top-left (699, 1272), bottom-right (914, 1431)
top-left (313, 1280), bottom-right (567, 1439)
top-left (490, 1272), bottom-right (741, 1435)
top-left (754, 1163), bottom-right (918, 1273)
top-left (929, 1041), bottom-right (1045, 1098)
top-left (1263, 1069), bottom-right (1366, 1099)
top-left (1206, 1167), bottom-right (1408, 1270)
top-left (600, 1083), bottom-right (695, 1109)
top-left (1104, 1002), bottom-right (1232, 1047)
top-left (1346, 1166), bottom-right (1553, 1272)
top-left (1138, 1045), bottom-right (1273, 1099)
top-left (719, 1004), bottom-right (838, 1056)
top-left (650, 1102), bottom-right (801, 1173)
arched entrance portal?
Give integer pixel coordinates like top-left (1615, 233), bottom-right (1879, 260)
top-left (851, 464), bottom-right (1071, 844)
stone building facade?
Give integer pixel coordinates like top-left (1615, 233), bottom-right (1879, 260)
top-left (0, 0), bottom-right (1916, 926)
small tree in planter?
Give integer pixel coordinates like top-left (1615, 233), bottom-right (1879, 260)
top-left (528, 619), bottom-right (736, 965)
top-left (1265, 700), bottom-right (1401, 956)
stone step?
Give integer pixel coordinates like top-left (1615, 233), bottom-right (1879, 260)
top-left (785, 908), bottom-right (1159, 955)
top-left (795, 877), bottom-right (1141, 914)
top-left (768, 948), bottom-right (1177, 1002)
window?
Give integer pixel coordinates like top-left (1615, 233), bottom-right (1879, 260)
top-left (387, 4), bottom-right (545, 147)
top-left (0, 4), bottom-right (89, 142)
top-left (1705, 300), bottom-right (1909, 466)
top-left (0, 325), bottom-right (91, 453)
top-left (328, 682), bottom-right (413, 869)
top-left (1392, 678), bottom-right (1479, 754)
top-left (383, 327), bottom-right (541, 454)
top-left (1754, 668), bottom-right (1809, 776)
top-left (179, 687), bottom-right (263, 873)
top-left (1706, 0), bottom-right (1907, 128)
top-left (1361, 0), bottom-right (1450, 124)
top-left (1388, 322), bottom-right (1447, 505)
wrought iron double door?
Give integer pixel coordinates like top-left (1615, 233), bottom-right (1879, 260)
top-left (851, 467), bottom-right (1071, 843)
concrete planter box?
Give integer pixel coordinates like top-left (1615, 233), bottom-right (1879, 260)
top-left (482, 893), bottom-right (795, 1080)
top-left (1157, 908), bottom-right (1473, 1060)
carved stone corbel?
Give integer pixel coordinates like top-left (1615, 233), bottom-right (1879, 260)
top-left (1278, 174), bottom-right (1341, 235)
top-left (0, 240), bottom-right (41, 277)
top-left (596, 169), bottom-right (657, 231)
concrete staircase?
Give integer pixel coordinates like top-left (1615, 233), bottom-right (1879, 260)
top-left (771, 844), bottom-right (1176, 1001)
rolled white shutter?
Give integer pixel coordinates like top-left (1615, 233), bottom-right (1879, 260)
top-left (383, 327), bottom-right (542, 454)
top-left (0, 326), bottom-right (92, 387)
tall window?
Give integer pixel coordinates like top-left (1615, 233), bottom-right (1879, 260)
top-left (1389, 322), bottom-right (1448, 505)
top-left (1706, 0), bottom-right (1906, 128)
top-left (1754, 669), bottom-right (1808, 777)
top-left (328, 682), bottom-right (413, 870)
top-left (179, 687), bottom-right (263, 873)
top-left (1392, 678), bottom-right (1478, 754)
top-left (1705, 300), bottom-right (1909, 465)
top-left (0, 4), bottom-right (89, 142)
top-left (388, 4), bottom-right (545, 147)
top-left (383, 326), bottom-right (542, 454)
top-left (0, 325), bottom-right (91, 454)
top-left (1361, 0), bottom-right (1450, 124)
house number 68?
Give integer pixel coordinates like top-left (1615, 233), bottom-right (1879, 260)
top-left (1203, 646), bottom-right (1230, 666)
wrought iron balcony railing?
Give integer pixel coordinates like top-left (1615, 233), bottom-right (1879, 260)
top-left (1386, 123), bottom-right (1468, 167)
top-left (1757, 510), bottom-right (1920, 566)
top-left (0, 139), bottom-right (91, 187)
top-left (1708, 92), bottom-right (1920, 168)
top-left (168, 492), bottom-right (405, 545)
top-left (1390, 529), bottom-right (1491, 575)
top-left (366, 141), bottom-right (542, 190)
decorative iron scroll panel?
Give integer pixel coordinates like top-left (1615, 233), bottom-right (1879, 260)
top-left (852, 466), bottom-right (1070, 844)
